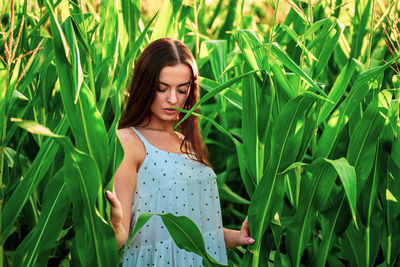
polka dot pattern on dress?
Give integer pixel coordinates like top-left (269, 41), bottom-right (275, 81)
top-left (122, 127), bottom-right (227, 267)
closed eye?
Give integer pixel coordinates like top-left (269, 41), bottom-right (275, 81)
top-left (178, 84), bottom-right (190, 94)
top-left (178, 88), bottom-right (188, 94)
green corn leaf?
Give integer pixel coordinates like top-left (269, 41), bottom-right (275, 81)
top-left (176, 69), bottom-right (259, 127)
top-left (268, 42), bottom-right (329, 98)
top-left (383, 142), bottom-right (400, 264)
top-left (205, 40), bottom-right (228, 83)
top-left (99, 0), bottom-right (118, 62)
top-left (390, 131), bottom-right (400, 170)
top-left (199, 77), bottom-right (242, 110)
top-left (248, 94), bottom-right (315, 267)
top-left (363, 140), bottom-right (384, 266)
top-left (257, 73), bottom-right (275, 147)
top-left (285, 170), bottom-right (299, 208)
top-left (242, 67), bottom-right (260, 183)
top-left (219, 183), bottom-right (250, 205)
top-left (279, 23), bottom-right (317, 61)
top-left (313, 195), bottom-right (347, 266)
top-left (98, 11), bottom-right (156, 116)
top-left (347, 90), bottom-right (392, 197)
top-left (318, 60), bottom-right (357, 125)
top-left (236, 140), bottom-right (256, 197)
top-left (372, 0), bottom-right (396, 33)
top-left (269, 58), bottom-right (297, 99)
top-left (278, 162), bottom-right (308, 175)
top-left (11, 39), bottom-right (54, 99)
top-left (296, 101), bottom-right (321, 161)
top-left (2, 58), bottom-right (21, 118)
top-left (206, 0), bottom-right (223, 28)
top-left (13, 169), bottom-right (70, 267)
top-left (151, 0), bottom-right (183, 41)
top-left (68, 13), bottom-right (90, 56)
top-left (311, 18), bottom-right (344, 79)
top-left (217, 0), bottom-right (238, 40)
top-left (287, 1), bottom-right (308, 24)
top-left (350, 0), bottom-right (373, 59)
top-left (126, 213), bottom-right (227, 266)
top-left (13, 90), bottom-right (28, 101)
top-left (325, 158), bottom-right (357, 226)
top-left (303, 18), bottom-right (332, 47)
top-left (11, 118), bottom-right (64, 138)
top-left (1, 117), bottom-right (68, 244)
top-left (45, 5), bottom-right (109, 177)
top-left (8, 119), bottom-right (118, 265)
top-left (115, 12), bottom-right (157, 95)
top-left (120, 0), bottom-right (141, 52)
top-left (59, 137), bottom-right (118, 266)
top-left (76, 82), bottom-right (110, 177)
top-left (105, 91), bottom-right (123, 188)
top-left (160, 214), bottom-right (207, 258)
top-left (240, 250), bottom-right (253, 267)
top-left (220, 52), bottom-right (243, 79)
top-left (271, 223), bottom-right (283, 267)
top-left (287, 158), bottom-right (342, 267)
top-left (387, 99), bottom-right (399, 138)
top-left (316, 57), bottom-right (399, 158)
top-left (161, 213), bottom-right (227, 266)
top-left (342, 224), bottom-right (367, 266)
top-left (97, 0), bottom-right (119, 112)
top-left (337, 29), bottom-right (352, 66)
top-left (235, 29), bottom-right (269, 75)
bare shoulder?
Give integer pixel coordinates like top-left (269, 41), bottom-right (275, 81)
top-left (117, 128), bottom-right (145, 165)
top-left (117, 128), bottom-right (143, 146)
top-left (117, 128), bottom-right (137, 144)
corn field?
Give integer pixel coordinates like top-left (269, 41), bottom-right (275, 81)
top-left (1, 0), bottom-right (400, 266)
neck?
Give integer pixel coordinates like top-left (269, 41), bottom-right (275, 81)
top-left (139, 117), bottom-right (176, 133)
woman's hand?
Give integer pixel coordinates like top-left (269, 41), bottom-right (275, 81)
top-left (239, 216), bottom-right (255, 245)
top-left (106, 190), bottom-right (129, 249)
top-left (106, 190), bottom-right (123, 232)
top-left (237, 216), bottom-right (255, 246)
top-left (223, 217), bottom-right (255, 249)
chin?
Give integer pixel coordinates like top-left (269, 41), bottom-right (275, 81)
top-left (157, 115), bottom-right (176, 122)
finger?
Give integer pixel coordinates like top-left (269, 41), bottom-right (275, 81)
top-left (106, 190), bottom-right (120, 207)
top-left (105, 190), bottom-right (113, 201)
top-left (244, 237), bottom-right (255, 245)
top-left (239, 233), bottom-right (255, 246)
top-left (241, 218), bottom-right (251, 235)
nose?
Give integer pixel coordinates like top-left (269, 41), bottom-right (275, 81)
top-left (167, 89), bottom-right (178, 104)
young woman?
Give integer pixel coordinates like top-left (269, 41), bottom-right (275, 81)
top-left (106, 38), bottom-right (254, 266)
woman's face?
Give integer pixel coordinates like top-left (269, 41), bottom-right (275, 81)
top-left (149, 63), bottom-right (192, 123)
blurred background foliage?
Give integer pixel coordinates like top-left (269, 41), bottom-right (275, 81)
top-left (1, 0), bottom-right (400, 266)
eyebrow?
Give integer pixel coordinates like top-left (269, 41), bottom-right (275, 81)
top-left (159, 81), bottom-right (191, 87)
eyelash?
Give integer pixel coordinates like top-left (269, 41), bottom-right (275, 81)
top-left (157, 88), bottom-right (188, 94)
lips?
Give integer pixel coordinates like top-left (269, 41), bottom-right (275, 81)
top-left (164, 108), bottom-right (177, 114)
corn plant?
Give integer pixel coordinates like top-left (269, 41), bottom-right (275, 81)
top-left (1, 0), bottom-right (400, 266)
top-left (195, 1), bottom-right (400, 266)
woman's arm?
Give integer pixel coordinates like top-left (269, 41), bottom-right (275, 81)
top-left (106, 128), bottom-right (144, 249)
top-left (223, 217), bottom-right (255, 249)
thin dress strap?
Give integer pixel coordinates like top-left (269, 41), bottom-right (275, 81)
top-left (130, 126), bottom-right (151, 147)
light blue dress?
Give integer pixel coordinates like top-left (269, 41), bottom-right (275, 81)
top-left (122, 127), bottom-right (228, 266)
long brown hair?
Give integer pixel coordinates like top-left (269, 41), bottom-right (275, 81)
top-left (119, 38), bottom-right (210, 166)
